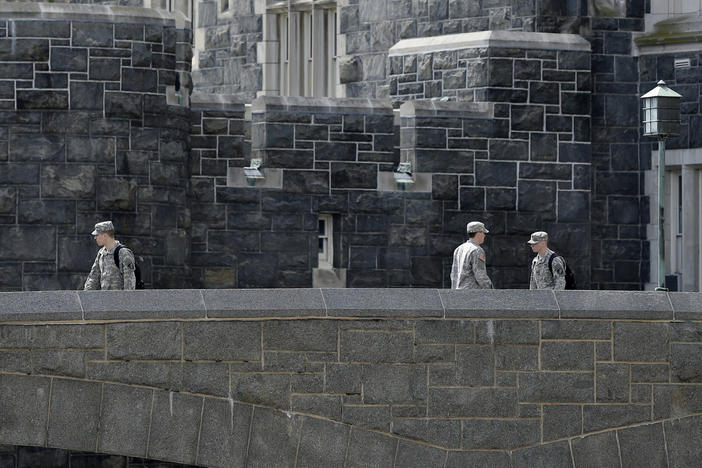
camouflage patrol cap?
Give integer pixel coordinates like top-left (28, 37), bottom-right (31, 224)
top-left (527, 231), bottom-right (548, 244)
top-left (466, 221), bottom-right (489, 234)
top-left (91, 221), bottom-right (115, 235)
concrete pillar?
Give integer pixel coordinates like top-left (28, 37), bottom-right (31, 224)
top-left (682, 165), bottom-right (700, 290)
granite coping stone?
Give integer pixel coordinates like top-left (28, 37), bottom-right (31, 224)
top-left (0, 291), bottom-right (82, 321)
top-left (322, 288), bottom-right (444, 317)
top-left (251, 95), bottom-right (394, 115)
top-left (669, 292), bottom-right (702, 320)
top-left (0, 3), bottom-right (177, 25)
top-left (555, 290), bottom-right (674, 320)
top-left (202, 288), bottom-right (325, 317)
top-left (0, 289), bottom-right (698, 322)
top-left (79, 289), bottom-right (206, 320)
top-left (441, 289), bottom-right (559, 318)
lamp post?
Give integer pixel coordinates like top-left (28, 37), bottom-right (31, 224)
top-left (641, 80), bottom-right (682, 291)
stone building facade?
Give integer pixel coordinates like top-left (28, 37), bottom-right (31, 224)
top-left (1, 0), bottom-right (702, 291)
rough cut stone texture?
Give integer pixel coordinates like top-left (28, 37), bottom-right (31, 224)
top-left (0, 289), bottom-right (701, 464)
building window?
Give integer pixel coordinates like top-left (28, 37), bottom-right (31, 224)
top-left (146, 0), bottom-right (192, 21)
top-left (264, 1), bottom-right (337, 97)
top-left (221, 0), bottom-right (230, 13)
top-left (318, 214), bottom-right (333, 269)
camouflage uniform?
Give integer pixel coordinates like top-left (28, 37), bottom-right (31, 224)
top-left (529, 248), bottom-right (566, 290)
top-left (84, 240), bottom-right (136, 290)
top-left (451, 240), bottom-right (493, 289)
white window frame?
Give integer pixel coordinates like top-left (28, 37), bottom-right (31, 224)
top-left (318, 214), bottom-right (334, 269)
top-left (263, 1), bottom-right (337, 97)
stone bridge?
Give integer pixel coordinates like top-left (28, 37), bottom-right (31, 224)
top-left (1, 289), bottom-right (702, 467)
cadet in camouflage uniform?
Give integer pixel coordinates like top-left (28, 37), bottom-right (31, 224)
top-left (84, 221), bottom-right (136, 290)
top-left (528, 231), bottom-right (566, 290)
top-left (450, 221), bottom-right (494, 289)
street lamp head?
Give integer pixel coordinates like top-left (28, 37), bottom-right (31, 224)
top-left (641, 80), bottom-right (682, 138)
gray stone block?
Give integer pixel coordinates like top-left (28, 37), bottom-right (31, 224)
top-left (87, 361), bottom-right (170, 388)
top-left (72, 22), bottom-right (113, 47)
top-left (541, 341), bottom-right (593, 370)
top-left (247, 406), bottom-right (302, 468)
top-left (106, 322), bottom-right (181, 360)
top-left (202, 288), bottom-right (325, 317)
top-left (51, 47), bottom-right (87, 72)
top-left (170, 362), bottom-right (228, 397)
top-left (429, 387), bottom-right (517, 417)
top-left (264, 320), bottom-right (337, 352)
top-left (31, 349), bottom-right (88, 378)
top-left (41, 164), bottom-right (96, 199)
top-left (105, 92), bottom-right (142, 119)
top-left (446, 451), bottom-right (512, 468)
top-left (326, 363), bottom-right (362, 394)
top-left (631, 364), bottom-right (669, 383)
top-left (392, 418), bottom-right (460, 448)
top-left (663, 415), bottom-right (702, 468)
top-left (441, 289), bottom-right (557, 318)
top-left (196, 398), bottom-right (252, 468)
top-left (654, 384), bottom-right (702, 419)
top-left (614, 322), bottom-right (669, 362)
top-left (97, 384), bottom-right (152, 458)
top-left (461, 419), bottom-right (540, 449)
top-left (671, 343), bottom-right (702, 383)
top-left (617, 423), bottom-right (667, 468)
top-left (70, 82), bottom-right (103, 110)
top-left (476, 320), bottom-right (539, 345)
top-left (10, 133), bottom-right (64, 162)
top-left (324, 288), bottom-right (442, 317)
top-left (495, 345), bottom-right (538, 371)
top-left (0, 374), bottom-right (50, 446)
top-left (583, 404), bottom-right (651, 432)
top-left (340, 330), bottom-right (413, 362)
top-left (291, 394), bottom-right (341, 419)
top-left (296, 417), bottom-right (349, 467)
top-left (363, 364), bottom-right (426, 404)
top-left (346, 428), bottom-right (397, 467)
top-left (557, 291), bottom-right (673, 319)
top-left (231, 373), bottom-right (289, 407)
top-left (513, 441), bottom-right (572, 468)
top-left (47, 379), bottom-right (101, 452)
top-left (541, 320), bottom-right (610, 339)
top-left (415, 320), bottom-right (473, 343)
top-left (456, 345), bottom-right (494, 385)
top-left (518, 372), bottom-right (593, 403)
top-left (80, 290), bottom-right (205, 320)
top-left (543, 404), bottom-right (581, 441)
top-left (670, 292), bottom-right (702, 320)
top-left (0, 350), bottom-right (30, 373)
top-left (394, 440), bottom-right (446, 468)
top-left (571, 431), bottom-right (619, 468)
top-left (147, 391), bottom-right (201, 465)
top-left (184, 321), bottom-right (259, 361)
top-left (596, 363), bottom-right (629, 402)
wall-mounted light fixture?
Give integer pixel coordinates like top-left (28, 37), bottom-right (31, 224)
top-left (393, 161), bottom-right (414, 190)
top-left (244, 158), bottom-right (264, 186)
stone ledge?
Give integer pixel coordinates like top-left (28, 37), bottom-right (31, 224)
top-left (0, 289), bottom-right (698, 322)
top-left (191, 92), bottom-right (247, 111)
top-left (0, 2), bottom-right (177, 26)
top-left (389, 30), bottom-right (591, 56)
top-left (399, 100), bottom-right (493, 118)
top-left (251, 95), bottom-right (394, 115)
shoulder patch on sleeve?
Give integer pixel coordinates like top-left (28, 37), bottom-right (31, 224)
top-left (478, 255), bottom-right (486, 262)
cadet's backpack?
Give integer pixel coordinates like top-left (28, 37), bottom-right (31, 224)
top-left (113, 245), bottom-right (145, 289)
top-left (548, 253), bottom-right (576, 290)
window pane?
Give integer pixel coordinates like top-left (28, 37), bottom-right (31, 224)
top-left (319, 219), bottom-right (325, 235)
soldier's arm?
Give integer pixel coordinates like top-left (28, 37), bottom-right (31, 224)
top-left (552, 257), bottom-right (566, 290)
top-left (450, 248), bottom-right (460, 289)
top-left (529, 262), bottom-right (537, 290)
top-left (119, 248), bottom-right (137, 290)
top-left (84, 254), bottom-right (101, 290)
top-left (472, 249), bottom-right (493, 289)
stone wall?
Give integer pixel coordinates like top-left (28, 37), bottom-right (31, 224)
top-left (0, 4), bottom-right (193, 291)
top-left (1, 289), bottom-right (702, 467)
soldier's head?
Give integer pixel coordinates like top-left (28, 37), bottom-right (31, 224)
top-left (527, 231), bottom-right (548, 254)
top-left (467, 221), bottom-right (489, 245)
top-left (92, 221), bottom-right (115, 247)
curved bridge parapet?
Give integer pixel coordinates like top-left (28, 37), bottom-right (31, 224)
top-left (1, 289), bottom-right (701, 467)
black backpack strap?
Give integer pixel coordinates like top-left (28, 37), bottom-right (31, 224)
top-left (548, 253), bottom-right (557, 274)
top-left (113, 245), bottom-right (122, 270)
